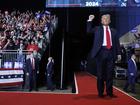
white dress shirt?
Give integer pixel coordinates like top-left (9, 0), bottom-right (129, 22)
top-left (102, 26), bottom-right (112, 46)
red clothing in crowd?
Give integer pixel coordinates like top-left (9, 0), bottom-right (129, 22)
top-left (26, 44), bottom-right (39, 51)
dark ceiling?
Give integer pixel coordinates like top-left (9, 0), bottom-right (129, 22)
top-left (0, 0), bottom-right (46, 10)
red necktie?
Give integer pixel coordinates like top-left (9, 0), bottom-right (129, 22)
top-left (106, 26), bottom-right (111, 49)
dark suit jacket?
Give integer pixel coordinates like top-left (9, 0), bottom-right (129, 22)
top-left (87, 21), bottom-right (121, 60)
top-left (127, 58), bottom-right (137, 77)
top-left (46, 61), bottom-right (54, 76)
top-left (26, 58), bottom-right (39, 78)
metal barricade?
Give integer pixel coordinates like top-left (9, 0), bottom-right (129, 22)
top-left (0, 50), bottom-right (31, 88)
top-left (0, 50), bottom-right (29, 69)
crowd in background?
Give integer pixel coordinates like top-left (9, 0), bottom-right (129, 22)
top-left (0, 10), bottom-right (58, 91)
top-left (0, 10), bottom-right (57, 57)
top-left (0, 9), bottom-right (58, 70)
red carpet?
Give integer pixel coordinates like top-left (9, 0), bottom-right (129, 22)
top-left (0, 71), bottom-right (140, 105)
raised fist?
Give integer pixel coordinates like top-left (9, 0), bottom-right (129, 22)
top-left (88, 15), bottom-right (95, 21)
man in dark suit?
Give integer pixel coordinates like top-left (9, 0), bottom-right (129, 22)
top-left (87, 14), bottom-right (121, 97)
top-left (123, 54), bottom-right (137, 93)
top-left (25, 52), bottom-right (39, 91)
top-left (46, 57), bottom-right (55, 91)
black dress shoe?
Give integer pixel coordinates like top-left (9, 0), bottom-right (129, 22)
top-left (50, 88), bottom-right (55, 91)
top-left (107, 94), bottom-right (117, 98)
top-left (108, 94), bottom-right (113, 97)
top-left (123, 88), bottom-right (128, 92)
top-left (131, 91), bottom-right (136, 94)
top-left (47, 88), bottom-right (51, 90)
top-left (35, 89), bottom-right (38, 91)
top-left (98, 94), bottom-right (104, 98)
top-left (47, 87), bottom-right (55, 91)
top-left (29, 89), bottom-right (32, 92)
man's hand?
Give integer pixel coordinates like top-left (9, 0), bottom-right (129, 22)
top-left (87, 15), bottom-right (95, 22)
top-left (130, 73), bottom-right (134, 76)
top-left (117, 55), bottom-right (121, 61)
top-left (26, 73), bottom-right (29, 76)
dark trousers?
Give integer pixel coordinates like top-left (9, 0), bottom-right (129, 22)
top-left (29, 71), bottom-right (37, 91)
top-left (124, 76), bottom-right (136, 93)
top-left (46, 74), bottom-right (54, 89)
top-left (95, 47), bottom-right (114, 96)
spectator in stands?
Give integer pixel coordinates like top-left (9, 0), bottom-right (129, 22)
top-left (5, 38), bottom-right (15, 50)
top-left (26, 40), bottom-right (39, 52)
top-left (16, 48), bottom-right (25, 63)
top-left (0, 10), bottom-right (54, 52)
top-left (123, 54), bottom-right (137, 93)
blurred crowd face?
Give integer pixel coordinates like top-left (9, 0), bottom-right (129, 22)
top-left (31, 40), bottom-right (35, 45)
top-left (4, 11), bottom-right (8, 16)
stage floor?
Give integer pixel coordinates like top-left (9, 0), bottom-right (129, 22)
top-left (0, 71), bottom-right (140, 105)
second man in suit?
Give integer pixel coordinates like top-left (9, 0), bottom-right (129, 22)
top-left (124, 54), bottom-right (137, 93)
top-left (46, 57), bottom-right (55, 91)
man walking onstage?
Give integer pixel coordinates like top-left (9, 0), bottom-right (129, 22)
top-left (87, 13), bottom-right (121, 97)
